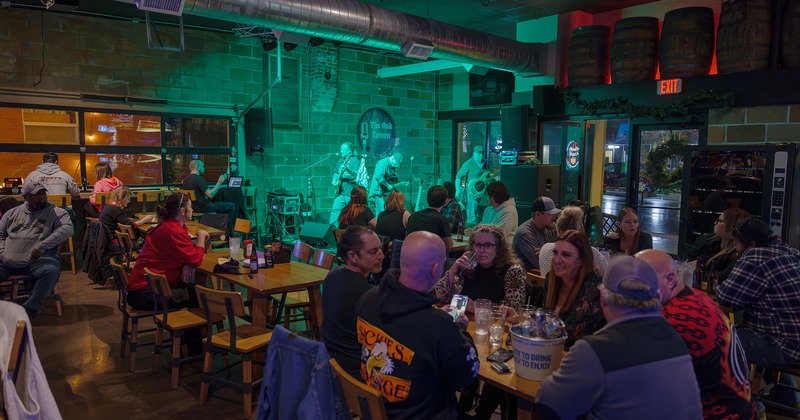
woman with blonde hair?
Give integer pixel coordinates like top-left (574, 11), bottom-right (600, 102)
top-left (687, 207), bottom-right (750, 285)
top-left (538, 206), bottom-right (608, 276)
top-left (546, 230), bottom-right (606, 349)
top-left (338, 186), bottom-right (376, 229)
top-left (603, 207), bottom-right (653, 255)
top-left (98, 187), bottom-right (154, 239)
top-left (375, 190), bottom-right (410, 241)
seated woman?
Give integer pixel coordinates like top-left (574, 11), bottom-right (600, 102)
top-left (338, 186), bottom-right (376, 229)
top-left (88, 162), bottom-right (124, 216)
top-left (434, 224), bottom-right (526, 314)
top-left (602, 207), bottom-right (653, 255)
top-left (687, 208), bottom-right (749, 285)
top-left (539, 206), bottom-right (608, 277)
top-left (126, 192), bottom-right (209, 311)
top-left (545, 230), bottom-right (606, 349)
top-left (99, 187), bottom-right (154, 241)
top-left (375, 190), bottom-right (410, 242)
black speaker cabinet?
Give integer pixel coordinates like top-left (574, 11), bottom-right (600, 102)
top-left (245, 107), bottom-right (273, 154)
top-left (500, 164), bottom-right (561, 217)
top-left (299, 221), bottom-right (336, 248)
top-left (501, 105), bottom-right (530, 151)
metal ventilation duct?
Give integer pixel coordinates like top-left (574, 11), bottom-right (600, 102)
top-left (175, 0), bottom-right (542, 74)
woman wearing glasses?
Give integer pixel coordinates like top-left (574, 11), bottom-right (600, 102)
top-left (126, 192), bottom-right (210, 310)
top-left (687, 208), bottom-right (750, 286)
top-left (545, 230), bottom-right (606, 350)
top-left (434, 224), bottom-right (526, 315)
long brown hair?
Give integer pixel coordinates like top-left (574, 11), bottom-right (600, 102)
top-left (339, 186), bottom-right (368, 227)
top-left (545, 230), bottom-right (595, 316)
top-left (709, 208), bottom-right (750, 263)
top-left (612, 207), bottom-right (642, 255)
top-left (468, 224), bottom-right (520, 273)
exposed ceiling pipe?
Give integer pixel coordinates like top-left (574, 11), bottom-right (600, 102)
top-left (157, 0), bottom-right (543, 74)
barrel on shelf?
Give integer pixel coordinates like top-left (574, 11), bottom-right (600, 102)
top-left (567, 25), bottom-right (611, 87)
top-left (659, 7), bottom-right (715, 78)
top-left (610, 17), bottom-right (659, 83)
top-left (782, 0), bottom-right (800, 68)
top-left (717, 0), bottom-right (772, 74)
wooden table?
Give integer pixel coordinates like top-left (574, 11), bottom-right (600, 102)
top-left (135, 215), bottom-right (225, 239)
top-left (468, 323), bottom-right (541, 420)
top-left (452, 240), bottom-right (469, 252)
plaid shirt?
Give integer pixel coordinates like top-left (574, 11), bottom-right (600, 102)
top-left (440, 199), bottom-right (464, 234)
top-left (716, 240), bottom-right (800, 361)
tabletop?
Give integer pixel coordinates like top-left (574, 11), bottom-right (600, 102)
top-left (195, 251), bottom-right (328, 294)
top-left (135, 214), bottom-right (225, 239)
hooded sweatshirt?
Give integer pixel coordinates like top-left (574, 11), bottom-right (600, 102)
top-left (0, 202), bottom-right (73, 269)
top-left (90, 177), bottom-right (124, 210)
top-left (354, 270), bottom-right (479, 419)
top-left (25, 163), bottom-right (80, 196)
top-left (480, 196), bottom-right (518, 242)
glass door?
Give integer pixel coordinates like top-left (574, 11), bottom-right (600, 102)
top-left (635, 126), bottom-right (701, 254)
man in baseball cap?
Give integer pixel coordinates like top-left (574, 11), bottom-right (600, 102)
top-left (536, 256), bottom-right (702, 419)
top-left (454, 144), bottom-right (488, 224)
top-left (512, 196), bottom-right (560, 271)
top-left (0, 180), bottom-right (73, 319)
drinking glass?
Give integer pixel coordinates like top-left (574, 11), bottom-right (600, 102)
top-left (474, 299), bottom-right (492, 343)
top-left (229, 236), bottom-right (241, 260)
top-left (489, 310), bottom-right (505, 346)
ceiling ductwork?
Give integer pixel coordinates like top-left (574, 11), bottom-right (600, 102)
top-left (154, 0), bottom-right (543, 74)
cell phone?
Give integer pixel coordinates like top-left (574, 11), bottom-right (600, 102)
top-left (491, 361), bottom-right (511, 374)
top-left (487, 348), bottom-right (513, 363)
top-left (449, 294), bottom-right (468, 321)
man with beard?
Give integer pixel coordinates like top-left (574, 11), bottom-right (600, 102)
top-left (0, 182), bottom-right (73, 318)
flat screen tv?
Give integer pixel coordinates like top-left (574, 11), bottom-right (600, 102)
top-left (469, 69), bottom-right (515, 108)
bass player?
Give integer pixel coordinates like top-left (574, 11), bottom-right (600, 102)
top-left (455, 145), bottom-right (488, 224)
top-left (329, 142), bottom-right (361, 226)
top-left (368, 152), bottom-right (404, 214)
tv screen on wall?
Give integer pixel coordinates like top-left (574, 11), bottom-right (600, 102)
top-left (469, 69), bottom-right (515, 107)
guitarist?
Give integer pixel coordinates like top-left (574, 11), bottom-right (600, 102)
top-left (368, 153), bottom-right (403, 214)
top-left (329, 142), bottom-right (361, 226)
top-left (455, 145), bottom-right (488, 224)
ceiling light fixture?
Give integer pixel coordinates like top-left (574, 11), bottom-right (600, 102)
top-left (261, 38), bottom-right (277, 52)
top-left (309, 37), bottom-right (325, 47)
top-left (284, 42), bottom-right (298, 52)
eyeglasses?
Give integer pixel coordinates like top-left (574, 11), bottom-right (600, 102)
top-left (714, 218), bottom-right (725, 224)
top-left (472, 241), bottom-right (497, 250)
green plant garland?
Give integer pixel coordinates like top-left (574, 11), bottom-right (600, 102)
top-left (556, 87), bottom-right (735, 119)
top-left (642, 132), bottom-right (687, 192)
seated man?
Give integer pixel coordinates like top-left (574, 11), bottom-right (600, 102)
top-left (440, 181), bottom-right (464, 235)
top-left (536, 256), bottom-right (702, 419)
top-left (479, 181), bottom-right (518, 242)
top-left (0, 182), bottom-right (74, 319)
top-left (321, 226), bottom-right (383, 378)
top-left (182, 159), bottom-right (236, 234)
top-left (406, 186), bottom-right (453, 253)
top-left (355, 231), bottom-right (479, 418)
top-left (636, 249), bottom-right (755, 419)
top-left (512, 196), bottom-right (559, 271)
top-left (24, 152), bottom-right (80, 198)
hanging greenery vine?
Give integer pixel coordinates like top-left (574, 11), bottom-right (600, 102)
top-left (556, 87), bottom-right (735, 119)
top-left (642, 131), bottom-right (687, 193)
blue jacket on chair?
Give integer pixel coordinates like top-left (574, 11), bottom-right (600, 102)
top-left (256, 326), bottom-right (350, 420)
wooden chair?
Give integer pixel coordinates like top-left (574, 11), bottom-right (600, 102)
top-left (110, 259), bottom-right (156, 372)
top-left (242, 186), bottom-right (258, 221)
top-left (45, 194), bottom-right (76, 274)
top-left (8, 320), bottom-right (28, 385)
top-left (195, 285), bottom-right (271, 419)
top-left (330, 358), bottom-right (388, 420)
top-left (311, 249), bottom-right (336, 270)
top-left (144, 268), bottom-right (210, 389)
top-left (115, 231), bottom-right (137, 272)
top-left (137, 190), bottom-right (162, 214)
top-left (3, 275), bottom-right (63, 317)
top-left (117, 223), bottom-right (136, 240)
top-left (292, 241), bottom-right (312, 263)
top-left (94, 192), bottom-right (114, 208)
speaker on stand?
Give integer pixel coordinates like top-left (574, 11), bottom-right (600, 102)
top-left (265, 191), bottom-right (302, 244)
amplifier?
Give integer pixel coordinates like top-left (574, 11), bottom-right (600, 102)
top-left (267, 192), bottom-right (301, 214)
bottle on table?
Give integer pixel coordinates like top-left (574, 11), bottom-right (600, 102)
top-left (693, 260), bottom-right (704, 290)
top-left (250, 248), bottom-right (259, 274)
top-left (265, 246), bottom-right (274, 269)
top-left (707, 261), bottom-right (718, 294)
top-left (243, 239), bottom-right (254, 260)
top-left (456, 221), bottom-right (464, 242)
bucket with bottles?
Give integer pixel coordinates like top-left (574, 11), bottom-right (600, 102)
top-left (509, 309), bottom-right (567, 381)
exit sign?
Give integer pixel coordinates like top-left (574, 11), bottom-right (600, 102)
top-left (657, 78), bottom-right (683, 95)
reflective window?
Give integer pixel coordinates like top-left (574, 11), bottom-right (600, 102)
top-left (0, 107), bottom-right (79, 144)
top-left (85, 153), bottom-right (163, 185)
top-left (166, 153), bottom-right (229, 185)
top-left (84, 112), bottom-right (161, 146)
top-left (164, 117), bottom-right (230, 147)
top-left (0, 152), bottom-right (82, 183)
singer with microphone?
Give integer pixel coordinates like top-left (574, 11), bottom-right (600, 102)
top-left (368, 152), bottom-right (403, 215)
top-left (329, 142), bottom-right (361, 226)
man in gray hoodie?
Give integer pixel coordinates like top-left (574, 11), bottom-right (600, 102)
top-left (479, 181), bottom-right (518, 243)
top-left (0, 181), bottom-right (73, 318)
top-left (25, 152), bottom-right (80, 197)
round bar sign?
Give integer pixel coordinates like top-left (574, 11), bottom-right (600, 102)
top-left (358, 107), bottom-right (396, 156)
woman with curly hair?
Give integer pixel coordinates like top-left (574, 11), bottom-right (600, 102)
top-left (337, 186), bottom-right (376, 229)
top-left (603, 207), bottom-right (653, 255)
top-left (546, 230), bottom-right (606, 349)
top-left (687, 207), bottom-right (750, 285)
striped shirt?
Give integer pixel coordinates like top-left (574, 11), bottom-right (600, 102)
top-left (716, 240), bottom-right (800, 361)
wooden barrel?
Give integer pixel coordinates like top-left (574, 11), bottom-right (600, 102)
top-left (782, 0), bottom-right (800, 68)
top-left (717, 0), bottom-right (772, 74)
top-left (567, 25), bottom-right (611, 87)
top-left (659, 7), bottom-right (715, 78)
top-left (610, 17), bottom-right (659, 83)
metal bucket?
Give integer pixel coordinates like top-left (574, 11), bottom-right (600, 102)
top-left (509, 325), bottom-right (566, 381)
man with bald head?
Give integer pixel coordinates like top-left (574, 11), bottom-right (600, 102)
top-left (355, 231), bottom-right (479, 418)
top-left (182, 159), bottom-right (236, 234)
top-left (636, 249), bottom-right (754, 419)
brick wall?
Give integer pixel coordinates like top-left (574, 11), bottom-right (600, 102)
top-left (708, 105), bottom-right (800, 144)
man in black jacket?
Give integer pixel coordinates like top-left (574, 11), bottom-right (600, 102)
top-left (355, 231), bottom-right (479, 418)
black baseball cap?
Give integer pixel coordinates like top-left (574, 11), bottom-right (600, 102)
top-left (532, 196), bottom-right (561, 215)
top-left (731, 217), bottom-right (774, 243)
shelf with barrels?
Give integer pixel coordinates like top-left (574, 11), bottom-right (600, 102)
top-left (567, 0), bottom-right (799, 87)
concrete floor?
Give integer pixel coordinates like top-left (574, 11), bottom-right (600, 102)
top-left (31, 270), bottom-right (251, 420)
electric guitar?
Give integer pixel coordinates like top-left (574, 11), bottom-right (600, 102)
top-left (463, 171), bottom-right (495, 201)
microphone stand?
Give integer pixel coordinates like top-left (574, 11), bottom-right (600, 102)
top-left (407, 156), bottom-right (415, 210)
top-left (288, 153), bottom-right (336, 219)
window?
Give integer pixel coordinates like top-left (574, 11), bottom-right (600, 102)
top-left (0, 152), bottom-right (81, 181)
top-left (0, 107), bottom-right (79, 145)
top-left (84, 112), bottom-right (161, 146)
top-left (164, 117), bottom-right (229, 147)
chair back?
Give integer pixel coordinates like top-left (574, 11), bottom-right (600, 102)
top-left (292, 241), bottom-right (312, 263)
top-left (330, 358), bottom-right (387, 420)
top-left (7, 320), bottom-right (28, 384)
top-left (46, 194), bottom-right (72, 208)
top-left (311, 249), bottom-right (335, 270)
top-left (109, 259), bottom-right (131, 311)
top-left (115, 231), bottom-right (135, 270)
top-left (234, 218), bottom-right (252, 236)
top-left (118, 223), bottom-right (136, 239)
top-left (137, 190), bottom-right (162, 213)
top-left (195, 285), bottom-right (247, 352)
top-left (95, 192), bottom-right (114, 207)
top-left (242, 186), bottom-right (257, 212)
top-left (174, 189), bottom-right (196, 201)
top-left (389, 239), bottom-right (403, 269)
top-left (144, 268), bottom-right (173, 321)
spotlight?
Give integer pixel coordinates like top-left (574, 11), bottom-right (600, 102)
top-left (284, 42), bottom-right (298, 52)
top-left (309, 37), bottom-right (325, 47)
top-left (261, 38), bottom-right (277, 52)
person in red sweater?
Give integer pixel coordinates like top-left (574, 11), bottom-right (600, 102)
top-left (90, 163), bottom-right (124, 212)
top-left (126, 192), bottom-right (209, 310)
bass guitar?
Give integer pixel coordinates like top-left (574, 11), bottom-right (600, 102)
top-left (465, 171), bottom-right (495, 200)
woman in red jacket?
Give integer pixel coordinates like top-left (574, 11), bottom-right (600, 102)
top-left (126, 192), bottom-right (209, 310)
